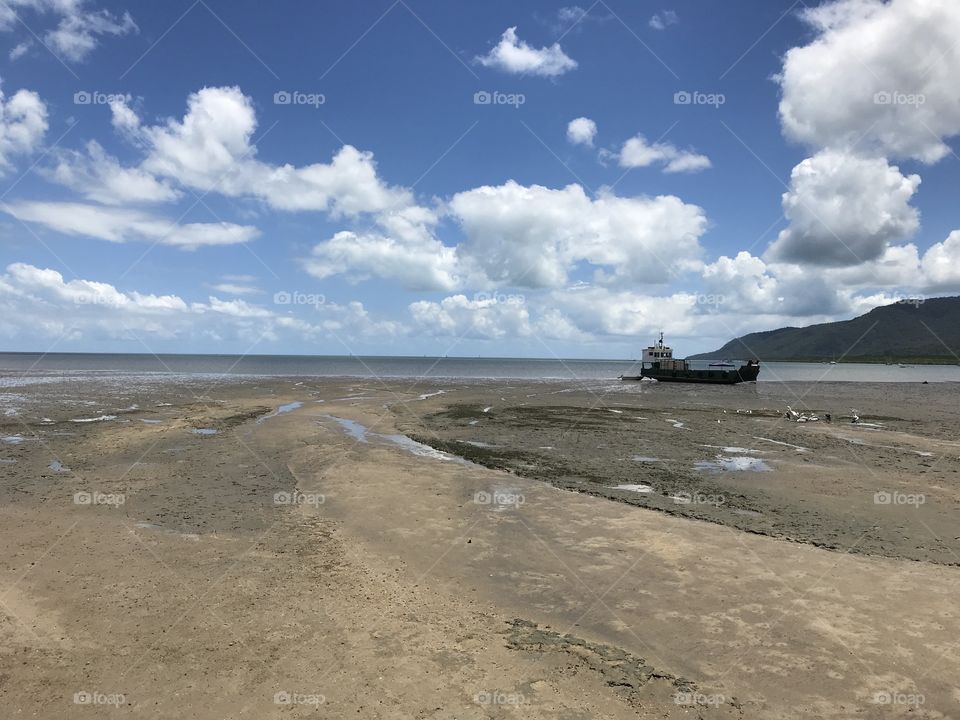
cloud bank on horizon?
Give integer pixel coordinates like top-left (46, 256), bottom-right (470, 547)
top-left (0, 0), bottom-right (959, 356)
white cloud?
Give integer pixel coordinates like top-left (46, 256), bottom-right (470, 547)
top-left (919, 231), bottom-right (960, 291)
top-left (766, 150), bottom-right (921, 267)
top-left (702, 251), bottom-right (848, 317)
top-left (0, 0), bottom-right (137, 62)
top-left (449, 181), bottom-right (707, 288)
top-left (614, 134), bottom-right (711, 173)
top-left (3, 201), bottom-right (260, 250)
top-left (778, 0), bottom-right (960, 163)
top-left (0, 84), bottom-right (47, 172)
top-left (45, 4), bottom-right (136, 61)
top-left (0, 262), bottom-right (403, 345)
top-left (116, 87), bottom-right (416, 217)
top-left (304, 229), bottom-right (460, 292)
top-left (409, 294), bottom-right (533, 339)
top-left (49, 141), bottom-right (181, 205)
top-left (566, 117), bottom-right (597, 146)
top-left (649, 10), bottom-right (678, 30)
top-left (476, 26), bottom-right (577, 77)
top-left (9, 40), bottom-right (31, 60)
top-left (211, 283), bottom-right (261, 295)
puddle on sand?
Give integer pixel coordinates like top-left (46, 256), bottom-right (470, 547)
top-left (70, 415), bottom-right (117, 423)
top-left (321, 415), bottom-right (369, 442)
top-left (0, 458), bottom-right (16, 465)
top-left (191, 428), bottom-right (218, 436)
top-left (48, 461), bottom-right (70, 472)
top-left (257, 401), bottom-right (304, 424)
top-left (468, 420), bottom-right (479, 426)
top-left (664, 418), bottom-right (686, 429)
top-left (2, 435), bottom-right (24, 445)
top-left (418, 390), bottom-right (446, 400)
top-left (141, 419), bottom-right (163, 425)
top-left (702, 444), bottom-right (766, 454)
top-left (321, 415), bottom-right (474, 465)
top-left (753, 436), bottom-right (808, 452)
top-left (632, 455), bottom-right (660, 462)
top-left (380, 434), bottom-right (474, 465)
top-left (695, 455), bottom-right (772, 473)
top-left (612, 484), bottom-right (653, 493)
top-left (134, 522), bottom-right (200, 541)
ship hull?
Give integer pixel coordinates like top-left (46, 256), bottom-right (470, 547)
top-left (621, 364), bottom-right (760, 384)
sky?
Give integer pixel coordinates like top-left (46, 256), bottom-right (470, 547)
top-left (0, 0), bottom-right (958, 358)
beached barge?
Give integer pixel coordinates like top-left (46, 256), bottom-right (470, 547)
top-left (620, 332), bottom-right (760, 384)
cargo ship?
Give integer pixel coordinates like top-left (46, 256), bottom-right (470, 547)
top-left (620, 332), bottom-right (760, 384)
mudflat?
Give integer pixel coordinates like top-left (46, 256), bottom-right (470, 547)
top-left (1, 373), bottom-right (958, 719)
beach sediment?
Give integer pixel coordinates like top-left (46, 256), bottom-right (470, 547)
top-left (1, 374), bottom-right (958, 718)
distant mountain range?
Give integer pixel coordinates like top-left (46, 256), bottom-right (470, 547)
top-left (690, 297), bottom-right (960, 363)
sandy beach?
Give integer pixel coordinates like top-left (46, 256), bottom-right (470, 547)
top-left (2, 373), bottom-right (959, 718)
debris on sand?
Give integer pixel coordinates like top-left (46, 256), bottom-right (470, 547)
top-left (784, 406), bottom-right (819, 423)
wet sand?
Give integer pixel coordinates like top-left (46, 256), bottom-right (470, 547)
top-left (1, 374), bottom-right (958, 718)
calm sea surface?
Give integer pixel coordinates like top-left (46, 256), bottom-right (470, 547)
top-left (1, 353), bottom-right (958, 383)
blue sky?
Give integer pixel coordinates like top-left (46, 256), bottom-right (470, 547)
top-left (1, 0), bottom-right (958, 357)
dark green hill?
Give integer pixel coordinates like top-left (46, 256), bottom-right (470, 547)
top-left (690, 297), bottom-right (960, 363)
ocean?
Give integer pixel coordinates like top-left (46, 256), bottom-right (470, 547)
top-left (1, 353), bottom-right (959, 383)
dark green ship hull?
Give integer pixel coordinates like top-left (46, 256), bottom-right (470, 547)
top-left (620, 363), bottom-right (760, 384)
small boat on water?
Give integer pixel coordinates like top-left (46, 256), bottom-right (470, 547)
top-left (620, 332), bottom-right (760, 385)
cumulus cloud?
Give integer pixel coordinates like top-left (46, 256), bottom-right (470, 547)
top-left (766, 150), bottom-right (921, 267)
top-left (304, 229), bottom-right (460, 292)
top-left (0, 263), bottom-right (402, 345)
top-left (9, 40), bottom-right (31, 60)
top-left (410, 294), bottom-right (533, 339)
top-left (566, 117), bottom-right (597, 146)
top-left (3, 201), bottom-right (260, 250)
top-left (0, 84), bottom-right (47, 172)
top-left (778, 0), bottom-right (960, 163)
top-left (476, 27), bottom-right (577, 77)
top-left (613, 134), bottom-right (711, 173)
top-left (449, 181), bottom-right (707, 288)
top-left (919, 231), bottom-right (960, 291)
top-left (211, 282), bottom-right (262, 295)
top-left (113, 87), bottom-right (416, 217)
top-left (702, 251), bottom-right (849, 317)
top-left (649, 10), bottom-right (678, 30)
top-left (49, 141), bottom-right (181, 205)
top-left (0, 0), bottom-right (137, 62)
